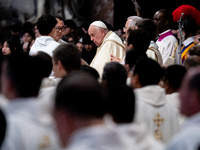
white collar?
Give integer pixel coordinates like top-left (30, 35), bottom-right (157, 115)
top-left (183, 36), bottom-right (195, 46)
top-left (159, 29), bottom-right (171, 36)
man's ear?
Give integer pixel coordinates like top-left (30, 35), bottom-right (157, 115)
top-left (57, 60), bottom-right (64, 70)
top-left (165, 20), bottom-right (169, 26)
top-left (163, 80), bottom-right (170, 93)
top-left (131, 74), bottom-right (141, 88)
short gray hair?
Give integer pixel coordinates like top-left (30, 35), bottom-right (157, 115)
top-left (127, 16), bottom-right (142, 28)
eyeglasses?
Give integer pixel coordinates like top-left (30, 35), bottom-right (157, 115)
top-left (55, 26), bottom-right (66, 32)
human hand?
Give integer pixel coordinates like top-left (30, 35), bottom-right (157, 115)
top-left (110, 54), bottom-right (122, 62)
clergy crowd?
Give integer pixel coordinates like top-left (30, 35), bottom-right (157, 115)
top-left (0, 4), bottom-right (200, 150)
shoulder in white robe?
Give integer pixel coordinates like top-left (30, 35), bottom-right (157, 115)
top-left (134, 85), bottom-right (180, 143)
top-left (90, 31), bottom-right (125, 77)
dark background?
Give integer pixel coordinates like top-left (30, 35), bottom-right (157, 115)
top-left (114, 0), bottom-right (200, 30)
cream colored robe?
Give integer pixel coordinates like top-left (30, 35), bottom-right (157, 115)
top-left (147, 41), bottom-right (163, 65)
top-left (90, 31), bottom-right (125, 77)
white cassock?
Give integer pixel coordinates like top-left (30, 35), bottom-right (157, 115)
top-left (134, 85), bottom-right (180, 143)
top-left (29, 36), bottom-right (60, 57)
top-left (166, 92), bottom-right (186, 125)
top-left (1, 98), bottom-right (60, 150)
top-left (37, 78), bottom-right (61, 125)
top-left (103, 115), bottom-right (165, 150)
top-left (166, 112), bottom-right (200, 150)
top-left (90, 31), bottom-right (125, 78)
top-left (63, 123), bottom-right (162, 150)
top-left (146, 41), bottom-right (163, 65)
top-left (156, 29), bottom-right (178, 65)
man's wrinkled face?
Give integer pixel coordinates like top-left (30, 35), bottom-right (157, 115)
top-left (88, 25), bottom-right (105, 47)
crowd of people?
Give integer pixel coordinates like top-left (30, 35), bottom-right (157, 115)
top-left (0, 4), bottom-right (200, 150)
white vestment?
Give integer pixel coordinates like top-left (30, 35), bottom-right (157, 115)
top-left (103, 115), bottom-right (164, 150)
top-left (1, 98), bottom-right (60, 150)
top-left (58, 39), bottom-right (67, 44)
top-left (29, 36), bottom-right (60, 57)
top-left (156, 30), bottom-right (178, 65)
top-left (166, 112), bottom-right (200, 150)
top-left (147, 41), bottom-right (163, 65)
top-left (134, 85), bottom-right (180, 143)
top-left (166, 92), bottom-right (186, 126)
top-left (90, 31), bottom-right (125, 77)
top-left (37, 78), bottom-right (61, 125)
top-left (63, 123), bottom-right (163, 150)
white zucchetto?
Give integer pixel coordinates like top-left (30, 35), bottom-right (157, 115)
top-left (90, 21), bottom-right (107, 29)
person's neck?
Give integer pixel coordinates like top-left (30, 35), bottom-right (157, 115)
top-left (159, 28), bottom-right (170, 34)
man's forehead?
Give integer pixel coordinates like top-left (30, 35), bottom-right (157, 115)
top-left (88, 25), bottom-right (97, 33)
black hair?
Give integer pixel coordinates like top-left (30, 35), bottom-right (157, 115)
top-left (135, 19), bottom-right (157, 41)
top-left (105, 84), bottom-right (135, 123)
top-left (188, 45), bottom-right (200, 56)
top-left (125, 49), bottom-right (147, 70)
top-left (102, 62), bottom-right (127, 86)
top-left (82, 33), bottom-right (93, 45)
top-left (80, 65), bottom-right (99, 80)
top-left (3, 52), bottom-right (44, 97)
top-left (127, 29), bottom-right (151, 53)
top-left (21, 29), bottom-right (35, 40)
top-left (163, 65), bottom-right (187, 91)
top-left (55, 71), bottom-right (105, 118)
top-left (133, 57), bottom-right (162, 87)
top-left (5, 38), bottom-right (22, 53)
top-left (53, 44), bottom-right (81, 73)
top-left (64, 19), bottom-right (77, 30)
top-left (33, 51), bottom-right (53, 78)
top-left (36, 14), bottom-right (57, 35)
top-left (55, 16), bottom-right (65, 22)
top-left (183, 55), bottom-right (200, 70)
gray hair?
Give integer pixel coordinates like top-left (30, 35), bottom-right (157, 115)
top-left (127, 16), bottom-right (142, 28)
top-left (95, 26), bottom-right (109, 33)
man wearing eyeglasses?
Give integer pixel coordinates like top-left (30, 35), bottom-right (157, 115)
top-left (29, 14), bottom-right (61, 57)
top-left (52, 16), bottom-right (67, 44)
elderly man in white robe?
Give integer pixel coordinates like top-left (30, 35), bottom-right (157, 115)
top-left (88, 21), bottom-right (125, 78)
